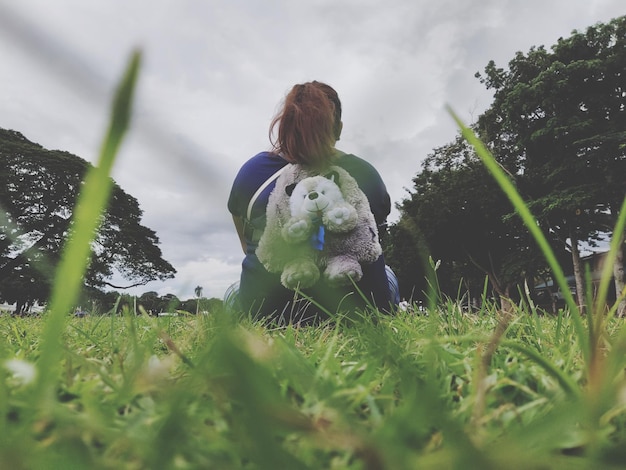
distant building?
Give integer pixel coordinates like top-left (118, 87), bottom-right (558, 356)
top-left (534, 250), bottom-right (624, 312)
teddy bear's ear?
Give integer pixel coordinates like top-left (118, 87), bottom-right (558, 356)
top-left (324, 170), bottom-right (340, 184)
top-left (285, 183), bottom-right (297, 196)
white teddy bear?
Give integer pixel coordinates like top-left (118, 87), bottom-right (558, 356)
top-left (281, 173), bottom-right (358, 244)
top-left (256, 165), bottom-right (382, 290)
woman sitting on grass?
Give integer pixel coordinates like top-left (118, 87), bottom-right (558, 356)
top-left (227, 81), bottom-right (397, 323)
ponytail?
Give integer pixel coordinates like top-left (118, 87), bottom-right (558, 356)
top-left (270, 81), bottom-right (341, 169)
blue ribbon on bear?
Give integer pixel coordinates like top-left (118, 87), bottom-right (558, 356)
top-left (310, 220), bottom-right (325, 251)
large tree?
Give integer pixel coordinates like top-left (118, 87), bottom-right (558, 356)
top-left (476, 16), bottom-right (626, 313)
top-left (389, 134), bottom-right (555, 311)
top-left (0, 128), bottom-right (176, 314)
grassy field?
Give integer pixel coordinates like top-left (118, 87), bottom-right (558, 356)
top-left (1, 305), bottom-right (626, 469)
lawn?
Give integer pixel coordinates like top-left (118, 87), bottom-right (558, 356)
top-left (1, 305), bottom-right (626, 469)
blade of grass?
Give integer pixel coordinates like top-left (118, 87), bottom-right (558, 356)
top-left (594, 196), bottom-right (626, 322)
top-left (501, 340), bottom-right (581, 399)
top-left (447, 107), bottom-right (589, 365)
top-left (35, 51), bottom-right (141, 402)
top-left (587, 196), bottom-right (626, 417)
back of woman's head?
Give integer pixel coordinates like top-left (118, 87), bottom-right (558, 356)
top-left (270, 81), bottom-right (342, 168)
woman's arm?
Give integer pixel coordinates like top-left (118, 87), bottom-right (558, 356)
top-left (232, 215), bottom-right (247, 254)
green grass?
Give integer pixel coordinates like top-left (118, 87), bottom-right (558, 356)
top-left (1, 308), bottom-right (626, 469)
top-left (1, 53), bottom-right (626, 469)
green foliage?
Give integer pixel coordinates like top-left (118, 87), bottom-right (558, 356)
top-left (2, 304), bottom-right (626, 468)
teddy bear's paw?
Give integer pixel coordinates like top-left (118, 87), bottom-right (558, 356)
top-left (324, 205), bottom-right (357, 232)
top-left (281, 259), bottom-right (320, 290)
top-left (324, 256), bottom-right (363, 286)
top-left (282, 218), bottom-right (312, 243)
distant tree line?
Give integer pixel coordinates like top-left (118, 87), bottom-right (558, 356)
top-left (85, 290), bottom-right (223, 316)
top-left (386, 16), bottom-right (626, 314)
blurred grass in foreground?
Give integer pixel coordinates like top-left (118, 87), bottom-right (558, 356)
top-left (2, 306), bottom-right (626, 469)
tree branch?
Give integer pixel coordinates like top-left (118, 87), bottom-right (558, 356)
top-left (101, 280), bottom-right (148, 290)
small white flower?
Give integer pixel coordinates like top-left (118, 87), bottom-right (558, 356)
top-left (140, 354), bottom-right (175, 385)
top-left (147, 354), bottom-right (162, 372)
top-left (4, 359), bottom-right (37, 385)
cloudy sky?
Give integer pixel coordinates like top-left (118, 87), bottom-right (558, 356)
top-left (1, 1), bottom-right (623, 301)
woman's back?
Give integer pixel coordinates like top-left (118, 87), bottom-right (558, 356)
top-left (227, 81), bottom-right (394, 323)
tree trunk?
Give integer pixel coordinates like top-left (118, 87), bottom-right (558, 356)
top-left (614, 231), bottom-right (625, 317)
top-left (500, 296), bottom-right (515, 314)
top-left (484, 271), bottom-right (514, 314)
top-left (570, 231), bottom-right (586, 313)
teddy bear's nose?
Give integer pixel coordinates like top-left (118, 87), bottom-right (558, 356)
top-left (308, 192), bottom-right (319, 200)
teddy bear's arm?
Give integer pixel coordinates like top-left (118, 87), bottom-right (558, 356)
top-left (281, 216), bottom-right (313, 243)
top-left (322, 202), bottom-right (358, 232)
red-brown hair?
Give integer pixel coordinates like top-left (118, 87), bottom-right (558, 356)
top-left (270, 81), bottom-right (342, 169)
